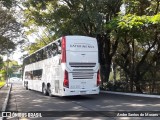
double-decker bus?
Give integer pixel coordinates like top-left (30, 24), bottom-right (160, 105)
top-left (23, 35), bottom-right (100, 96)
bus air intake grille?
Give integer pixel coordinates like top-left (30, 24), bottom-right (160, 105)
top-left (72, 72), bottom-right (94, 79)
top-left (73, 69), bottom-right (94, 72)
top-left (69, 62), bottom-right (96, 68)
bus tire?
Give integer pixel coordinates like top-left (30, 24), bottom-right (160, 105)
top-left (26, 86), bottom-right (28, 90)
top-left (25, 83), bottom-right (28, 90)
top-left (42, 85), bottom-right (48, 96)
top-left (48, 86), bottom-right (53, 97)
top-left (25, 81), bottom-right (28, 90)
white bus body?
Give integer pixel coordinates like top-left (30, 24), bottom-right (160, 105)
top-left (23, 36), bottom-right (100, 96)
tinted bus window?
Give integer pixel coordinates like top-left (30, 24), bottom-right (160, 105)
top-left (25, 69), bottom-right (42, 80)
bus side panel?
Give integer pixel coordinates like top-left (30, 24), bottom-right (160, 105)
top-left (59, 63), bottom-right (64, 96)
top-left (41, 56), bottom-right (62, 96)
top-left (32, 80), bottom-right (42, 92)
top-left (51, 55), bottom-right (63, 96)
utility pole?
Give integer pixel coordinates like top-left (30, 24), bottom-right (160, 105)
top-left (6, 53), bottom-right (9, 87)
top-left (6, 39), bottom-right (9, 87)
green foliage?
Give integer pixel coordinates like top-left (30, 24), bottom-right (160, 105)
top-left (0, 69), bottom-right (6, 81)
top-left (118, 13), bottom-right (160, 30)
top-left (0, 81), bottom-right (5, 87)
top-left (123, 0), bottom-right (151, 15)
top-left (23, 0), bottom-right (122, 37)
top-left (0, 57), bottom-right (3, 69)
top-left (23, 0), bottom-right (122, 55)
top-left (102, 80), bottom-right (128, 92)
top-left (0, 36), bottom-right (16, 55)
top-left (151, 13), bottom-right (160, 24)
top-left (22, 0), bottom-right (160, 93)
top-left (4, 60), bottom-right (18, 68)
top-left (113, 1), bottom-right (160, 92)
top-left (0, 69), bottom-right (6, 75)
top-left (1, 60), bottom-right (20, 80)
top-left (0, 6), bottom-right (24, 55)
top-left (24, 34), bottom-right (55, 54)
top-left (0, 0), bottom-right (13, 8)
top-left (118, 14), bottom-right (144, 29)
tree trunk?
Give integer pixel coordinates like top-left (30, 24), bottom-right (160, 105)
top-left (100, 63), bottom-right (111, 87)
top-left (130, 79), bottom-right (134, 92)
top-left (151, 80), bottom-right (154, 94)
top-left (97, 33), bottom-right (112, 87)
top-left (125, 73), bottom-right (129, 92)
top-left (135, 81), bottom-right (142, 93)
top-left (113, 63), bottom-right (117, 84)
top-left (134, 75), bottom-right (143, 93)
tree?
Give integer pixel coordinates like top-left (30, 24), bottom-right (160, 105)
top-left (20, 0), bottom-right (160, 93)
top-left (0, 0), bottom-right (13, 8)
top-left (23, 0), bottom-right (123, 86)
top-left (0, 56), bottom-right (3, 69)
top-left (3, 60), bottom-right (20, 77)
top-left (0, 5), bottom-right (24, 55)
top-left (25, 37), bottom-right (53, 54)
top-left (114, 0), bottom-right (160, 92)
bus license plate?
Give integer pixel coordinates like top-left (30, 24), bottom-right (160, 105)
top-left (80, 91), bottom-right (86, 94)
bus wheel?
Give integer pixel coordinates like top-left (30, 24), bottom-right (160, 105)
top-left (42, 85), bottom-right (48, 96)
top-left (25, 83), bottom-right (28, 90)
top-left (26, 85), bottom-right (28, 90)
top-left (48, 86), bottom-right (53, 97)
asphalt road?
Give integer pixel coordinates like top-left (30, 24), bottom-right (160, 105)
top-left (5, 81), bottom-right (160, 120)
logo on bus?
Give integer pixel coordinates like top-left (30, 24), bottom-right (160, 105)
top-left (70, 43), bottom-right (94, 48)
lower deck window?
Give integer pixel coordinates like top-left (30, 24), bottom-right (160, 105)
top-left (25, 69), bottom-right (42, 80)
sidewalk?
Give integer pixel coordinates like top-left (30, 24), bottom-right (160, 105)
top-left (0, 84), bottom-right (11, 118)
top-left (101, 90), bottom-right (160, 98)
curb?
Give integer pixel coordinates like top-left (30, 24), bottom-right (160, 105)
top-left (101, 91), bottom-right (160, 99)
top-left (1, 84), bottom-right (12, 120)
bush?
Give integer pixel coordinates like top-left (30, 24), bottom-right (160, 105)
top-left (0, 69), bottom-right (6, 81)
top-left (101, 80), bottom-right (128, 92)
top-left (0, 81), bottom-right (5, 87)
